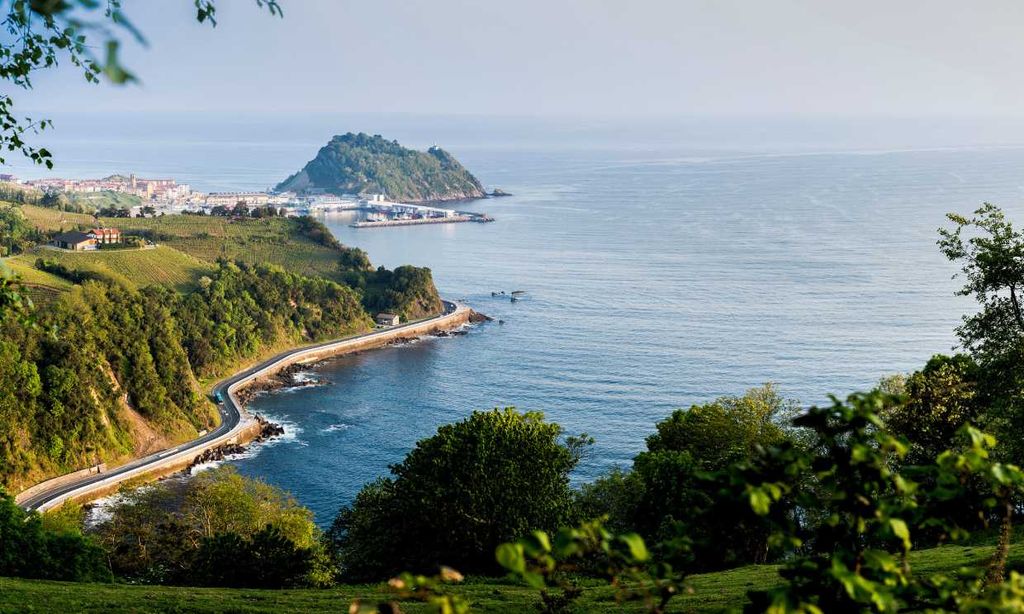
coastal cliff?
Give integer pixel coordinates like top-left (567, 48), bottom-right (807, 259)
top-left (275, 132), bottom-right (486, 203)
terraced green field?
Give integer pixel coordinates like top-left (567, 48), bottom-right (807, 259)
top-left (107, 215), bottom-right (344, 280)
top-left (18, 204), bottom-right (96, 232)
top-left (10, 245), bottom-right (215, 292)
top-left (1, 257), bottom-right (74, 289)
top-left (1, 256), bottom-right (74, 305)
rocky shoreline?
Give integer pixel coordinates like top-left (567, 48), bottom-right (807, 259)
top-left (184, 415), bottom-right (285, 474)
top-left (233, 362), bottom-right (328, 405)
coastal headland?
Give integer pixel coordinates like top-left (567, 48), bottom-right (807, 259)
top-left (17, 301), bottom-right (472, 512)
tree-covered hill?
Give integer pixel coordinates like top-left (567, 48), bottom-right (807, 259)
top-left (275, 133), bottom-right (486, 203)
top-left (0, 204), bottom-right (443, 491)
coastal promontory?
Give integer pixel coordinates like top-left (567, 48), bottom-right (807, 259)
top-left (275, 132), bottom-right (486, 203)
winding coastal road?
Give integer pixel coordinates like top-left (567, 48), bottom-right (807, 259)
top-left (19, 300), bottom-right (468, 512)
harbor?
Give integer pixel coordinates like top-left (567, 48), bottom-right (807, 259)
top-left (5, 175), bottom-right (495, 228)
top-left (350, 214), bottom-right (493, 228)
top-left (315, 194), bottom-right (494, 228)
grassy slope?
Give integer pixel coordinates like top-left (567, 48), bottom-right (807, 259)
top-left (69, 191), bottom-right (142, 211)
top-left (0, 257), bottom-right (73, 306)
top-left (3, 541), bottom-right (1021, 613)
top-left (106, 215), bottom-right (345, 281)
top-left (19, 204), bottom-right (96, 232)
top-left (0, 257), bottom-right (73, 289)
top-left (14, 207), bottom-right (344, 291)
top-left (9, 246), bottom-right (215, 293)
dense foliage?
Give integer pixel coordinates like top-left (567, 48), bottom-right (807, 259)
top-left (938, 204), bottom-right (1024, 465)
top-left (94, 466), bottom-right (325, 588)
top-left (275, 132), bottom-right (486, 202)
top-left (344, 264), bottom-right (445, 320)
top-left (0, 260), bottom-right (371, 490)
top-left (329, 408), bottom-right (589, 581)
top-left (0, 205), bottom-right (44, 255)
top-left (0, 489), bottom-right (108, 582)
top-left (172, 261), bottom-right (370, 377)
top-left (577, 385), bottom-right (796, 571)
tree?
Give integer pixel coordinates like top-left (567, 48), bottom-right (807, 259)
top-left (882, 354), bottom-right (982, 465)
top-left (939, 204), bottom-right (1024, 464)
top-left (184, 466), bottom-right (316, 549)
top-left (329, 408), bottom-right (590, 581)
top-left (0, 488), bottom-right (109, 582)
top-left (585, 384), bottom-right (797, 570)
top-left (939, 203), bottom-right (1024, 359)
top-left (94, 465), bottom-right (324, 586)
top-left (0, 0), bottom-right (282, 169)
top-left (739, 393), bottom-right (1024, 612)
top-left (191, 526), bottom-right (315, 589)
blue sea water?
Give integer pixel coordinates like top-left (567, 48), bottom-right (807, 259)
top-left (21, 113), bottom-right (1024, 524)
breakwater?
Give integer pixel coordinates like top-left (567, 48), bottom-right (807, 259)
top-left (350, 214), bottom-right (494, 228)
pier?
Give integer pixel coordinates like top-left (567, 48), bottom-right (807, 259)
top-left (350, 213), bottom-right (494, 228)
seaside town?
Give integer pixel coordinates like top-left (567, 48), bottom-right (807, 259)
top-left (7, 173), bottom-right (493, 227)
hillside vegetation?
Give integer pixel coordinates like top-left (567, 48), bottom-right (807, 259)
top-left (275, 132), bottom-right (486, 203)
top-left (0, 203), bottom-right (441, 492)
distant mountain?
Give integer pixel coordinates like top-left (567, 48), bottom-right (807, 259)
top-left (275, 133), bottom-right (486, 203)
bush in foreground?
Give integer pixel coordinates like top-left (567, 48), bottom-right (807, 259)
top-left (0, 488), bottom-right (109, 582)
top-left (329, 408), bottom-right (590, 581)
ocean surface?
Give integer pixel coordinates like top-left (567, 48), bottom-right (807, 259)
top-left (22, 113), bottom-right (1024, 525)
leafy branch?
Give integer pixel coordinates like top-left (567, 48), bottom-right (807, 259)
top-left (0, 0), bottom-right (283, 169)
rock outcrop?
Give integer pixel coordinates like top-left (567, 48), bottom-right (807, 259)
top-left (275, 132), bottom-right (486, 203)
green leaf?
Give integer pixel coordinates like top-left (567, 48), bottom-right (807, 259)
top-left (618, 533), bottom-right (649, 562)
top-left (521, 531), bottom-right (551, 557)
top-left (889, 518), bottom-right (911, 551)
top-left (495, 543), bottom-right (525, 574)
top-left (749, 487), bottom-right (772, 515)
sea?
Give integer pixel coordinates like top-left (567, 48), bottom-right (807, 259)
top-left (20, 112), bottom-right (1024, 525)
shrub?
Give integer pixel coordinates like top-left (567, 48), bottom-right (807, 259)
top-left (329, 408), bottom-right (590, 581)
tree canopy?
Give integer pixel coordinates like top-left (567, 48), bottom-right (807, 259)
top-left (329, 408), bottom-right (590, 581)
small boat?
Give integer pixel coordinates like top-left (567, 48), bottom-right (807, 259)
top-left (511, 290), bottom-right (527, 296)
top-left (491, 291), bottom-right (506, 297)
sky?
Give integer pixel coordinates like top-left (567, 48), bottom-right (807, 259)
top-left (18, 0), bottom-right (1024, 118)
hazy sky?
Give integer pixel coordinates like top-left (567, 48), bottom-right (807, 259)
top-left (21, 0), bottom-right (1024, 117)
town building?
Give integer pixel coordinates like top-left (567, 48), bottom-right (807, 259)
top-left (375, 313), bottom-right (401, 326)
top-left (51, 231), bottom-right (97, 251)
top-left (88, 228), bottom-right (121, 245)
top-left (50, 227), bottom-right (122, 251)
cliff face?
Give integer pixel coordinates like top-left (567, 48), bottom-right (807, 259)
top-left (275, 133), bottom-right (486, 203)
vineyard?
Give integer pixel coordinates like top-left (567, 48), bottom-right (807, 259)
top-left (11, 207), bottom-right (347, 292)
top-left (18, 204), bottom-right (96, 232)
top-left (107, 215), bottom-right (345, 280)
top-left (9, 246), bottom-right (215, 292)
top-left (1, 257), bottom-right (74, 290)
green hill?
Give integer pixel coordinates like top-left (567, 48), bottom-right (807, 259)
top-left (1, 205), bottom-right (441, 493)
top-left (275, 132), bottom-right (486, 203)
